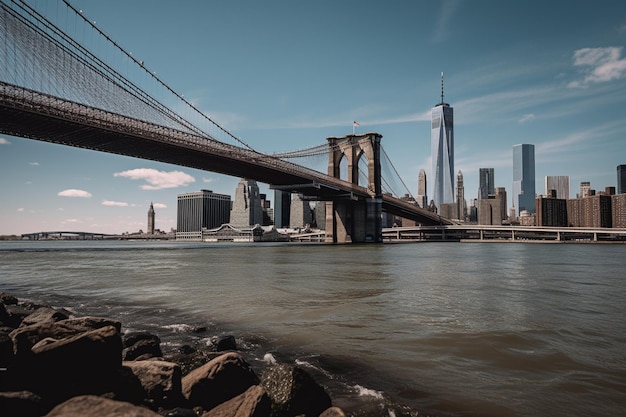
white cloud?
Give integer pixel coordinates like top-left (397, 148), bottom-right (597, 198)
top-left (153, 203), bottom-right (167, 209)
top-left (58, 189), bottom-right (92, 198)
top-left (102, 200), bottom-right (129, 207)
top-left (17, 208), bottom-right (24, 212)
top-left (114, 168), bottom-right (195, 190)
top-left (29, 162), bottom-right (40, 166)
top-left (0, 137), bottom-right (10, 145)
top-left (569, 47), bottom-right (626, 87)
top-left (518, 113), bottom-right (536, 124)
top-left (202, 177), bottom-right (215, 183)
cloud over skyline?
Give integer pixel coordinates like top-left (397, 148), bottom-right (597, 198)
top-left (113, 168), bottom-right (195, 190)
top-left (57, 189), bottom-right (92, 198)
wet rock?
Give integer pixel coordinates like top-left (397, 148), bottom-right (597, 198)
top-left (123, 332), bottom-right (163, 360)
top-left (214, 335), bottom-right (237, 352)
top-left (0, 292), bottom-right (18, 306)
top-left (261, 364), bottom-right (331, 417)
top-left (182, 352), bottom-right (259, 411)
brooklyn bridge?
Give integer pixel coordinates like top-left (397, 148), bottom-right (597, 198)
top-left (0, 0), bottom-right (452, 242)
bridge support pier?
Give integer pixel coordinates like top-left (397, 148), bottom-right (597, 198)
top-left (325, 198), bottom-right (382, 243)
top-left (324, 132), bottom-right (383, 243)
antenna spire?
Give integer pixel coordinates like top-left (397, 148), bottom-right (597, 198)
top-left (440, 71), bottom-right (445, 104)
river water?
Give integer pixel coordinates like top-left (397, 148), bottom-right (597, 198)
top-left (1, 240), bottom-right (625, 417)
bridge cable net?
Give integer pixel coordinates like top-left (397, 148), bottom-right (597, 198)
top-left (0, 0), bottom-right (253, 150)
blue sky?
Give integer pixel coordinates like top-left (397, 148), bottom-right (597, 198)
top-left (1, 0), bottom-right (626, 235)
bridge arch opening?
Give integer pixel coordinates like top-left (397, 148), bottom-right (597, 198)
top-left (357, 151), bottom-right (369, 188)
top-left (338, 154), bottom-right (348, 182)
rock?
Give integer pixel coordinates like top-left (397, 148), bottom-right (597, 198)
top-left (123, 360), bottom-right (183, 408)
top-left (182, 351), bottom-right (260, 411)
top-left (123, 332), bottom-right (163, 360)
top-left (162, 407), bottom-right (198, 417)
top-left (0, 390), bottom-right (45, 417)
top-left (19, 307), bottom-right (70, 328)
top-left (10, 317), bottom-right (122, 359)
top-left (0, 292), bottom-right (18, 305)
top-left (3, 304), bottom-right (34, 329)
top-left (214, 335), bottom-right (237, 352)
top-left (319, 407), bottom-right (346, 417)
top-left (44, 394), bottom-right (161, 417)
top-left (261, 364), bottom-right (332, 417)
top-left (28, 325), bottom-right (123, 402)
top-left (201, 385), bottom-right (271, 417)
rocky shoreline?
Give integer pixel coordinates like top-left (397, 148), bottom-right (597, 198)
top-left (0, 292), bottom-right (347, 417)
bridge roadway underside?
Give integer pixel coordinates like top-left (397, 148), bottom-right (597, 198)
top-left (0, 86), bottom-right (449, 227)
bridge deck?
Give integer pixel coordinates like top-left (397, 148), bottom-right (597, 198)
top-left (1, 82), bottom-right (450, 226)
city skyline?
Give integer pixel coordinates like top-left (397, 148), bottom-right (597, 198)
top-left (2, 0), bottom-right (626, 235)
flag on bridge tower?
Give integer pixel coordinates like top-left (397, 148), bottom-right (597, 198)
top-left (352, 121), bottom-right (360, 134)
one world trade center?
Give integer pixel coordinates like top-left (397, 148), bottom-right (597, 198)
top-left (431, 73), bottom-right (454, 210)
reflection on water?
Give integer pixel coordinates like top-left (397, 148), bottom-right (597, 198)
top-left (1, 240), bottom-right (625, 417)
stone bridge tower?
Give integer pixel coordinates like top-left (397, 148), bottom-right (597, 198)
top-left (325, 132), bottom-right (383, 243)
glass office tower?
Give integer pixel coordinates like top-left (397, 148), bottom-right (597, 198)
top-left (431, 74), bottom-right (454, 210)
top-left (618, 165), bottom-right (626, 194)
top-left (512, 144), bottom-right (536, 216)
top-left (478, 168), bottom-right (495, 199)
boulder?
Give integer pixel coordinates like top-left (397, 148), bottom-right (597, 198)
top-left (182, 352), bottom-right (259, 411)
top-left (123, 360), bottom-right (183, 408)
top-left (214, 335), bottom-right (237, 352)
top-left (261, 364), bottom-right (331, 417)
top-left (10, 317), bottom-right (121, 358)
top-left (319, 407), bottom-right (346, 417)
top-left (123, 332), bottom-right (163, 360)
top-left (44, 395), bottom-right (161, 417)
top-left (0, 292), bottom-right (18, 305)
top-left (0, 390), bottom-right (45, 417)
top-left (19, 307), bottom-right (70, 328)
top-left (201, 385), bottom-right (271, 417)
top-left (27, 325), bottom-right (123, 402)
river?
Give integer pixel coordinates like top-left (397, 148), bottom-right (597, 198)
top-left (1, 240), bottom-right (625, 416)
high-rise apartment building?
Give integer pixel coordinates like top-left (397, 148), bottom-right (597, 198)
top-left (417, 169), bottom-right (428, 208)
top-left (176, 190), bottom-right (231, 240)
top-left (579, 181), bottom-right (591, 199)
top-left (545, 176), bottom-right (570, 199)
top-left (431, 73), bottom-right (454, 209)
top-left (618, 165), bottom-right (626, 194)
top-left (512, 144), bottom-right (535, 215)
top-left (478, 168), bottom-right (495, 200)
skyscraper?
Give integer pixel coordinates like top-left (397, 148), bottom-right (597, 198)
top-left (431, 72), bottom-right (454, 209)
top-left (512, 144), bottom-right (535, 215)
top-left (417, 169), bottom-right (428, 208)
top-left (545, 176), bottom-right (570, 199)
top-left (147, 202), bottom-right (155, 234)
top-left (478, 168), bottom-right (495, 199)
top-left (456, 170), bottom-right (465, 221)
top-left (618, 165), bottom-right (626, 194)
top-left (230, 179), bottom-right (263, 227)
top-left (176, 190), bottom-right (231, 240)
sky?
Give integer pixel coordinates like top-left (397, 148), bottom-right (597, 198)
top-left (1, 0), bottom-right (626, 235)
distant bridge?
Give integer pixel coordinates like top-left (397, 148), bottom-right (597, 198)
top-left (21, 231), bottom-right (110, 240)
top-left (383, 225), bottom-right (626, 243)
